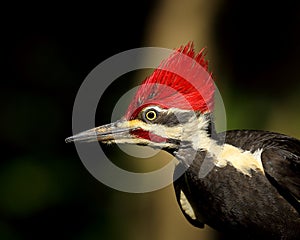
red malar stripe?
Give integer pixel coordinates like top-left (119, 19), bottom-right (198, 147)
top-left (131, 129), bottom-right (166, 143)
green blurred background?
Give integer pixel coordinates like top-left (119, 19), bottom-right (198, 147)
top-left (1, 1), bottom-right (300, 239)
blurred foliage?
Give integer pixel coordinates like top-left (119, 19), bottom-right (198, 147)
top-left (1, 1), bottom-right (300, 240)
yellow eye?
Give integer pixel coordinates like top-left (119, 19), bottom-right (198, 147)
top-left (145, 110), bottom-right (157, 121)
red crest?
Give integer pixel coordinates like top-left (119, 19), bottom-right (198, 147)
top-left (125, 42), bottom-right (215, 119)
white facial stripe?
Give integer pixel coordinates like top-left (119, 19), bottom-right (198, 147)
top-left (132, 111), bottom-right (207, 143)
top-left (122, 108), bottom-right (265, 177)
top-left (171, 115), bottom-right (265, 176)
top-left (188, 131), bottom-right (265, 176)
top-left (179, 114), bottom-right (211, 150)
top-left (175, 114), bottom-right (265, 176)
top-left (180, 190), bottom-right (196, 220)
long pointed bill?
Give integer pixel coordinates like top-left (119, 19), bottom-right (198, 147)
top-left (65, 120), bottom-right (138, 144)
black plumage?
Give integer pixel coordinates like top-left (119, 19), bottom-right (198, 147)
top-left (174, 130), bottom-right (300, 240)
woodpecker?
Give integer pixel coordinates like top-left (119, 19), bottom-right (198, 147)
top-left (66, 42), bottom-right (300, 239)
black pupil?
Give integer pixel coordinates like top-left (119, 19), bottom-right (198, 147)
top-left (147, 111), bottom-right (155, 120)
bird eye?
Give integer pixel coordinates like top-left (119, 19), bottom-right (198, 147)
top-left (144, 109), bottom-right (157, 122)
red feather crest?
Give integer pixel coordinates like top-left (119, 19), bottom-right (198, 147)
top-left (125, 42), bottom-right (215, 119)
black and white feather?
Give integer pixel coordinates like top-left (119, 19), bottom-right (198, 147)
top-left (174, 130), bottom-right (300, 239)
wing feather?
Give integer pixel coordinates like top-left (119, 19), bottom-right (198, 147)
top-left (221, 130), bottom-right (300, 211)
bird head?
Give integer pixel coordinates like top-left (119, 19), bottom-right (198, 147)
top-left (66, 42), bottom-right (215, 152)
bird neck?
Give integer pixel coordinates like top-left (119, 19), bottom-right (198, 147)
top-left (168, 113), bottom-right (219, 168)
top-left (181, 113), bottom-right (220, 150)
top-left (172, 115), bottom-right (266, 178)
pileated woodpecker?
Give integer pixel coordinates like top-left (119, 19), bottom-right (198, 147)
top-left (66, 43), bottom-right (300, 239)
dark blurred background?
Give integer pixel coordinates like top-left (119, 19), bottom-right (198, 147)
top-left (1, 1), bottom-right (300, 239)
